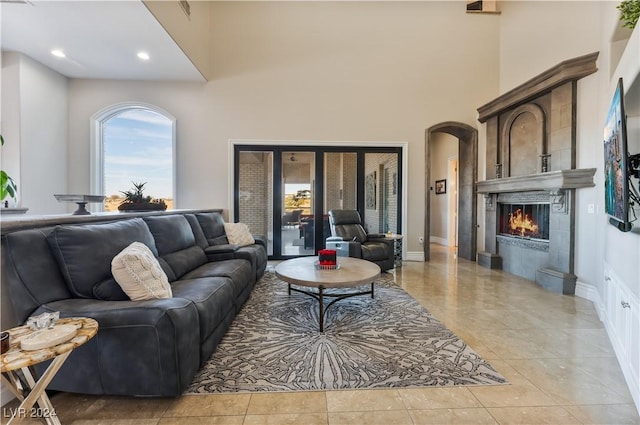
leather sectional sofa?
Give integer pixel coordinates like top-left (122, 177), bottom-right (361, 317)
top-left (1, 211), bottom-right (266, 397)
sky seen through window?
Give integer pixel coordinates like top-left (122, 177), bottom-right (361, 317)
top-left (103, 109), bottom-right (173, 200)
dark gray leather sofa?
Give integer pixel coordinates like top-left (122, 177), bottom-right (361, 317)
top-left (193, 211), bottom-right (268, 280)
top-left (1, 211), bottom-right (266, 397)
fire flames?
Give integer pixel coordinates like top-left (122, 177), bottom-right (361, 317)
top-left (508, 208), bottom-right (539, 237)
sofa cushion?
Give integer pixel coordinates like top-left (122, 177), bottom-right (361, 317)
top-left (195, 212), bottom-right (229, 245)
top-left (144, 215), bottom-right (207, 279)
top-left (112, 242), bottom-right (172, 301)
top-left (181, 259), bottom-right (254, 306)
top-left (170, 277), bottom-right (235, 347)
top-left (223, 222), bottom-right (255, 246)
top-left (93, 278), bottom-right (129, 301)
top-left (47, 218), bottom-right (158, 300)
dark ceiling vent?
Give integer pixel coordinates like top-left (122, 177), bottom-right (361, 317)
top-left (179, 0), bottom-right (190, 19)
top-left (466, 0), bottom-right (500, 14)
top-left (466, 1), bottom-right (483, 11)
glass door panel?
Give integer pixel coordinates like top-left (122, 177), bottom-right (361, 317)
top-left (236, 146), bottom-right (401, 259)
top-left (363, 152), bottom-right (399, 234)
top-left (323, 152), bottom-right (357, 246)
top-left (281, 151), bottom-right (315, 256)
top-left (238, 151), bottom-right (273, 255)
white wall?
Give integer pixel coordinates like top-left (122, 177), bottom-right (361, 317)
top-left (19, 54), bottom-right (69, 214)
top-left (67, 1), bottom-right (501, 256)
top-left (1, 52), bottom-right (21, 208)
top-left (1, 52), bottom-right (69, 214)
top-left (430, 132), bottom-right (457, 244)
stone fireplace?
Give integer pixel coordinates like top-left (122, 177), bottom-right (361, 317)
top-left (476, 53), bottom-right (599, 294)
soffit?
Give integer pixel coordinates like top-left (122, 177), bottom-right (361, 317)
top-left (0, 0), bottom-right (205, 82)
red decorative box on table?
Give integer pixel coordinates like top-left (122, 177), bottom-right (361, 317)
top-left (318, 249), bottom-right (337, 267)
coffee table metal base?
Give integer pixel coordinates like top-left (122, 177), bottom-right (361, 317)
top-left (288, 282), bottom-right (374, 332)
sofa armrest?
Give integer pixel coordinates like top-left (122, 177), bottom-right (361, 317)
top-left (344, 240), bottom-right (362, 258)
top-left (252, 235), bottom-right (267, 248)
top-left (207, 244), bottom-right (239, 254)
top-left (33, 297), bottom-right (200, 396)
top-left (367, 233), bottom-right (386, 239)
top-left (204, 244), bottom-right (238, 262)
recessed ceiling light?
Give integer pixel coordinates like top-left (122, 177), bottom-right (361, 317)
top-left (51, 49), bottom-right (66, 58)
top-left (137, 52), bottom-right (150, 61)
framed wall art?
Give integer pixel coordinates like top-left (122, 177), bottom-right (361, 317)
top-left (365, 171), bottom-right (376, 209)
top-left (435, 179), bottom-right (446, 195)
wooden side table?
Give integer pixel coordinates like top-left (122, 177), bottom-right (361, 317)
top-left (1, 317), bottom-right (98, 425)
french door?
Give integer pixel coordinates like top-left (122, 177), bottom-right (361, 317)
top-left (234, 145), bottom-right (402, 259)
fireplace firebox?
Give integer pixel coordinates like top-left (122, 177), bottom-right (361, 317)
top-left (499, 203), bottom-right (550, 240)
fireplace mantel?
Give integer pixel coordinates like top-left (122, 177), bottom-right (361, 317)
top-left (477, 52), bottom-right (599, 123)
top-left (476, 168), bottom-right (596, 194)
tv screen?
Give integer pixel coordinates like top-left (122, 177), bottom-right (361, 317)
top-left (603, 78), bottom-right (631, 231)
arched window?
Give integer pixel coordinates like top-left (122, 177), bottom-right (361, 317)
top-left (91, 103), bottom-right (176, 211)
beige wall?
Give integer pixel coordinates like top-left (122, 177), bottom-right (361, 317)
top-left (1, 52), bottom-right (69, 215)
top-left (67, 1), bottom-right (501, 255)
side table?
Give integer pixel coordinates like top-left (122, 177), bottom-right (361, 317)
top-left (385, 234), bottom-right (404, 268)
top-left (1, 317), bottom-right (98, 425)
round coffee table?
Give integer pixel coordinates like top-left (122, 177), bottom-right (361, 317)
top-left (275, 256), bottom-right (381, 332)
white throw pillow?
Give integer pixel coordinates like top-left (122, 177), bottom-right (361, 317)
top-left (223, 222), bottom-right (255, 247)
top-left (111, 242), bottom-right (172, 301)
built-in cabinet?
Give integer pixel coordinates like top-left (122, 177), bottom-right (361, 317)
top-left (602, 263), bottom-right (639, 410)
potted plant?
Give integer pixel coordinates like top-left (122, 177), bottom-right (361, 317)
top-left (118, 181), bottom-right (167, 212)
top-left (618, 0), bottom-right (640, 29)
top-left (1, 134), bottom-right (18, 208)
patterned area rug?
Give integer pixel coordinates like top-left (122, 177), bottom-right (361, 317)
top-left (186, 269), bottom-right (507, 393)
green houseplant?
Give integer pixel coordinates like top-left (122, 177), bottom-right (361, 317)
top-left (118, 181), bottom-right (167, 212)
top-left (0, 135), bottom-right (18, 206)
top-left (618, 0), bottom-right (640, 29)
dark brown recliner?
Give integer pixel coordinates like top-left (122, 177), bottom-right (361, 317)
top-left (328, 209), bottom-right (395, 271)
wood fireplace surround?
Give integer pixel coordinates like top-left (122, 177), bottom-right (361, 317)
top-left (476, 52), bottom-right (598, 294)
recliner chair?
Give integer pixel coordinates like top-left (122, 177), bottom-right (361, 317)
top-left (328, 209), bottom-right (395, 271)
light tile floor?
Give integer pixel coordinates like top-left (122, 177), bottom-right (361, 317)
top-left (4, 246), bottom-right (639, 424)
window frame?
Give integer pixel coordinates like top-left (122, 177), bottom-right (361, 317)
top-left (90, 102), bottom-right (177, 211)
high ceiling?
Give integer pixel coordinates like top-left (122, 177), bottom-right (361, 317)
top-left (0, 0), bottom-right (205, 82)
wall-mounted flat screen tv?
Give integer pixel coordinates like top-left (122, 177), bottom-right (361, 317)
top-left (603, 78), bottom-right (632, 232)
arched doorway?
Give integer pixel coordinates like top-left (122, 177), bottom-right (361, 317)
top-left (424, 122), bottom-right (477, 261)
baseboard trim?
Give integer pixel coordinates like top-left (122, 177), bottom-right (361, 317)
top-left (429, 236), bottom-right (448, 246)
top-left (405, 251), bottom-right (425, 262)
top-left (577, 280), bottom-right (607, 321)
top-left (574, 280), bottom-right (597, 302)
